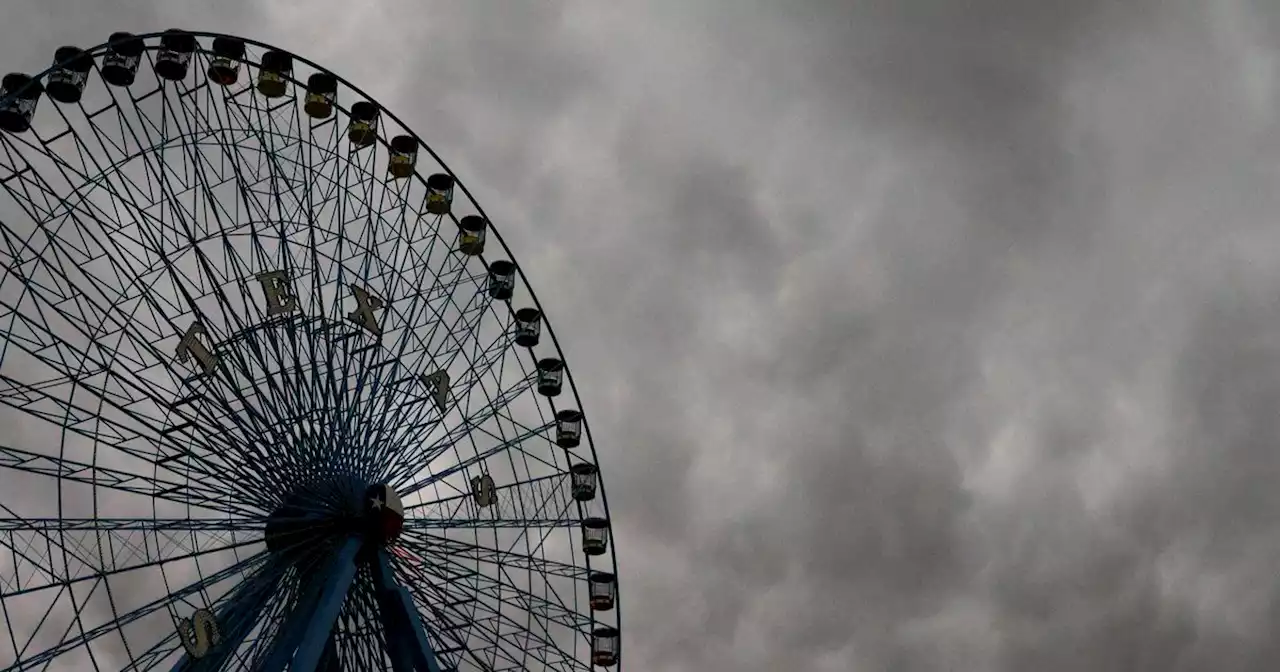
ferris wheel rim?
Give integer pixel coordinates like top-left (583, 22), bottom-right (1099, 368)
top-left (0, 28), bottom-right (623, 668)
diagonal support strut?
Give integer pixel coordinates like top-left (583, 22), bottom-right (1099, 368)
top-left (372, 547), bottom-right (444, 672)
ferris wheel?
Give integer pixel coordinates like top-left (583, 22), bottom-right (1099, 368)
top-left (0, 30), bottom-right (620, 671)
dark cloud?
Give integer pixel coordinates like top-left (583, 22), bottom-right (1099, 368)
top-left (551, 1), bottom-right (1280, 669)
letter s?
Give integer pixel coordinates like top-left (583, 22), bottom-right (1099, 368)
top-left (178, 608), bottom-right (221, 658)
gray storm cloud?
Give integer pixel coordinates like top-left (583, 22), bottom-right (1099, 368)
top-left (3, 1), bottom-right (1280, 670)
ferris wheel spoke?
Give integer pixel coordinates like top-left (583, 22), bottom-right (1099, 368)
top-left (0, 444), bottom-right (255, 516)
top-left (286, 133), bottom-right (353, 430)
top-left (348, 172), bottom-right (476, 339)
top-left (326, 257), bottom-right (412, 472)
top-left (0, 508), bottom-right (107, 608)
top-left (351, 255), bottom-right (486, 453)
top-left (370, 203), bottom-right (438, 314)
top-left (389, 379), bottom-right (542, 491)
top-left (268, 141), bottom-right (379, 476)
top-left (0, 214), bottom-right (301, 508)
top-left (120, 138), bottom-right (312, 467)
top-left (173, 78), bottom-right (320, 276)
top-left (403, 532), bottom-right (582, 631)
top-left (404, 409), bottom-right (560, 491)
top-left (361, 290), bottom-right (494, 415)
top-left (402, 515), bottom-right (579, 531)
top-left (434, 331), bottom-right (538, 430)
top-left (7, 548), bottom-right (269, 671)
top-left (0, 177), bottom-right (263, 453)
top-left (395, 244), bottom-right (483, 362)
top-left (130, 270), bottom-right (340, 492)
top-left (398, 561), bottom-right (580, 672)
top-left (403, 532), bottom-right (590, 580)
top-left (405, 470), bottom-right (568, 515)
top-left (404, 471), bottom-right (579, 530)
top-left (0, 515), bottom-right (261, 600)
top-left (394, 417), bottom-right (553, 497)
top-left (0, 371), bottom-right (272, 509)
top-left (0, 516), bottom-right (266, 532)
top-left (164, 387), bottom-right (312, 498)
top-left (478, 472), bottom-right (590, 565)
top-left (118, 80), bottom-right (329, 425)
top-left (1, 109), bottom-right (212, 275)
top-left (396, 543), bottom-right (592, 633)
top-left (0, 132), bottom-right (111, 217)
top-left (411, 291), bottom-right (507, 404)
top-left (152, 96), bottom-right (315, 256)
top-left (366, 304), bottom-right (507, 477)
top-left (436, 287), bottom-right (511, 373)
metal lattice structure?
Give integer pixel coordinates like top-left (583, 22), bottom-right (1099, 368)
top-left (0, 30), bottom-right (620, 671)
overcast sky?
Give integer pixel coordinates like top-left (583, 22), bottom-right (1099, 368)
top-left (6, 1), bottom-right (1280, 670)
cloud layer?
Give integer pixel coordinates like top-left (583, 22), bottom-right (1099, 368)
top-left (4, 1), bottom-right (1280, 669)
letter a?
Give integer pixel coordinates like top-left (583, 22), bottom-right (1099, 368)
top-left (176, 322), bottom-right (218, 375)
top-left (347, 284), bottom-right (386, 336)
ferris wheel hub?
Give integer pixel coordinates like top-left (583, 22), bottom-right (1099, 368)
top-left (363, 483), bottom-right (406, 544)
top-left (262, 481), bottom-right (408, 554)
top-left (262, 495), bottom-right (334, 555)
